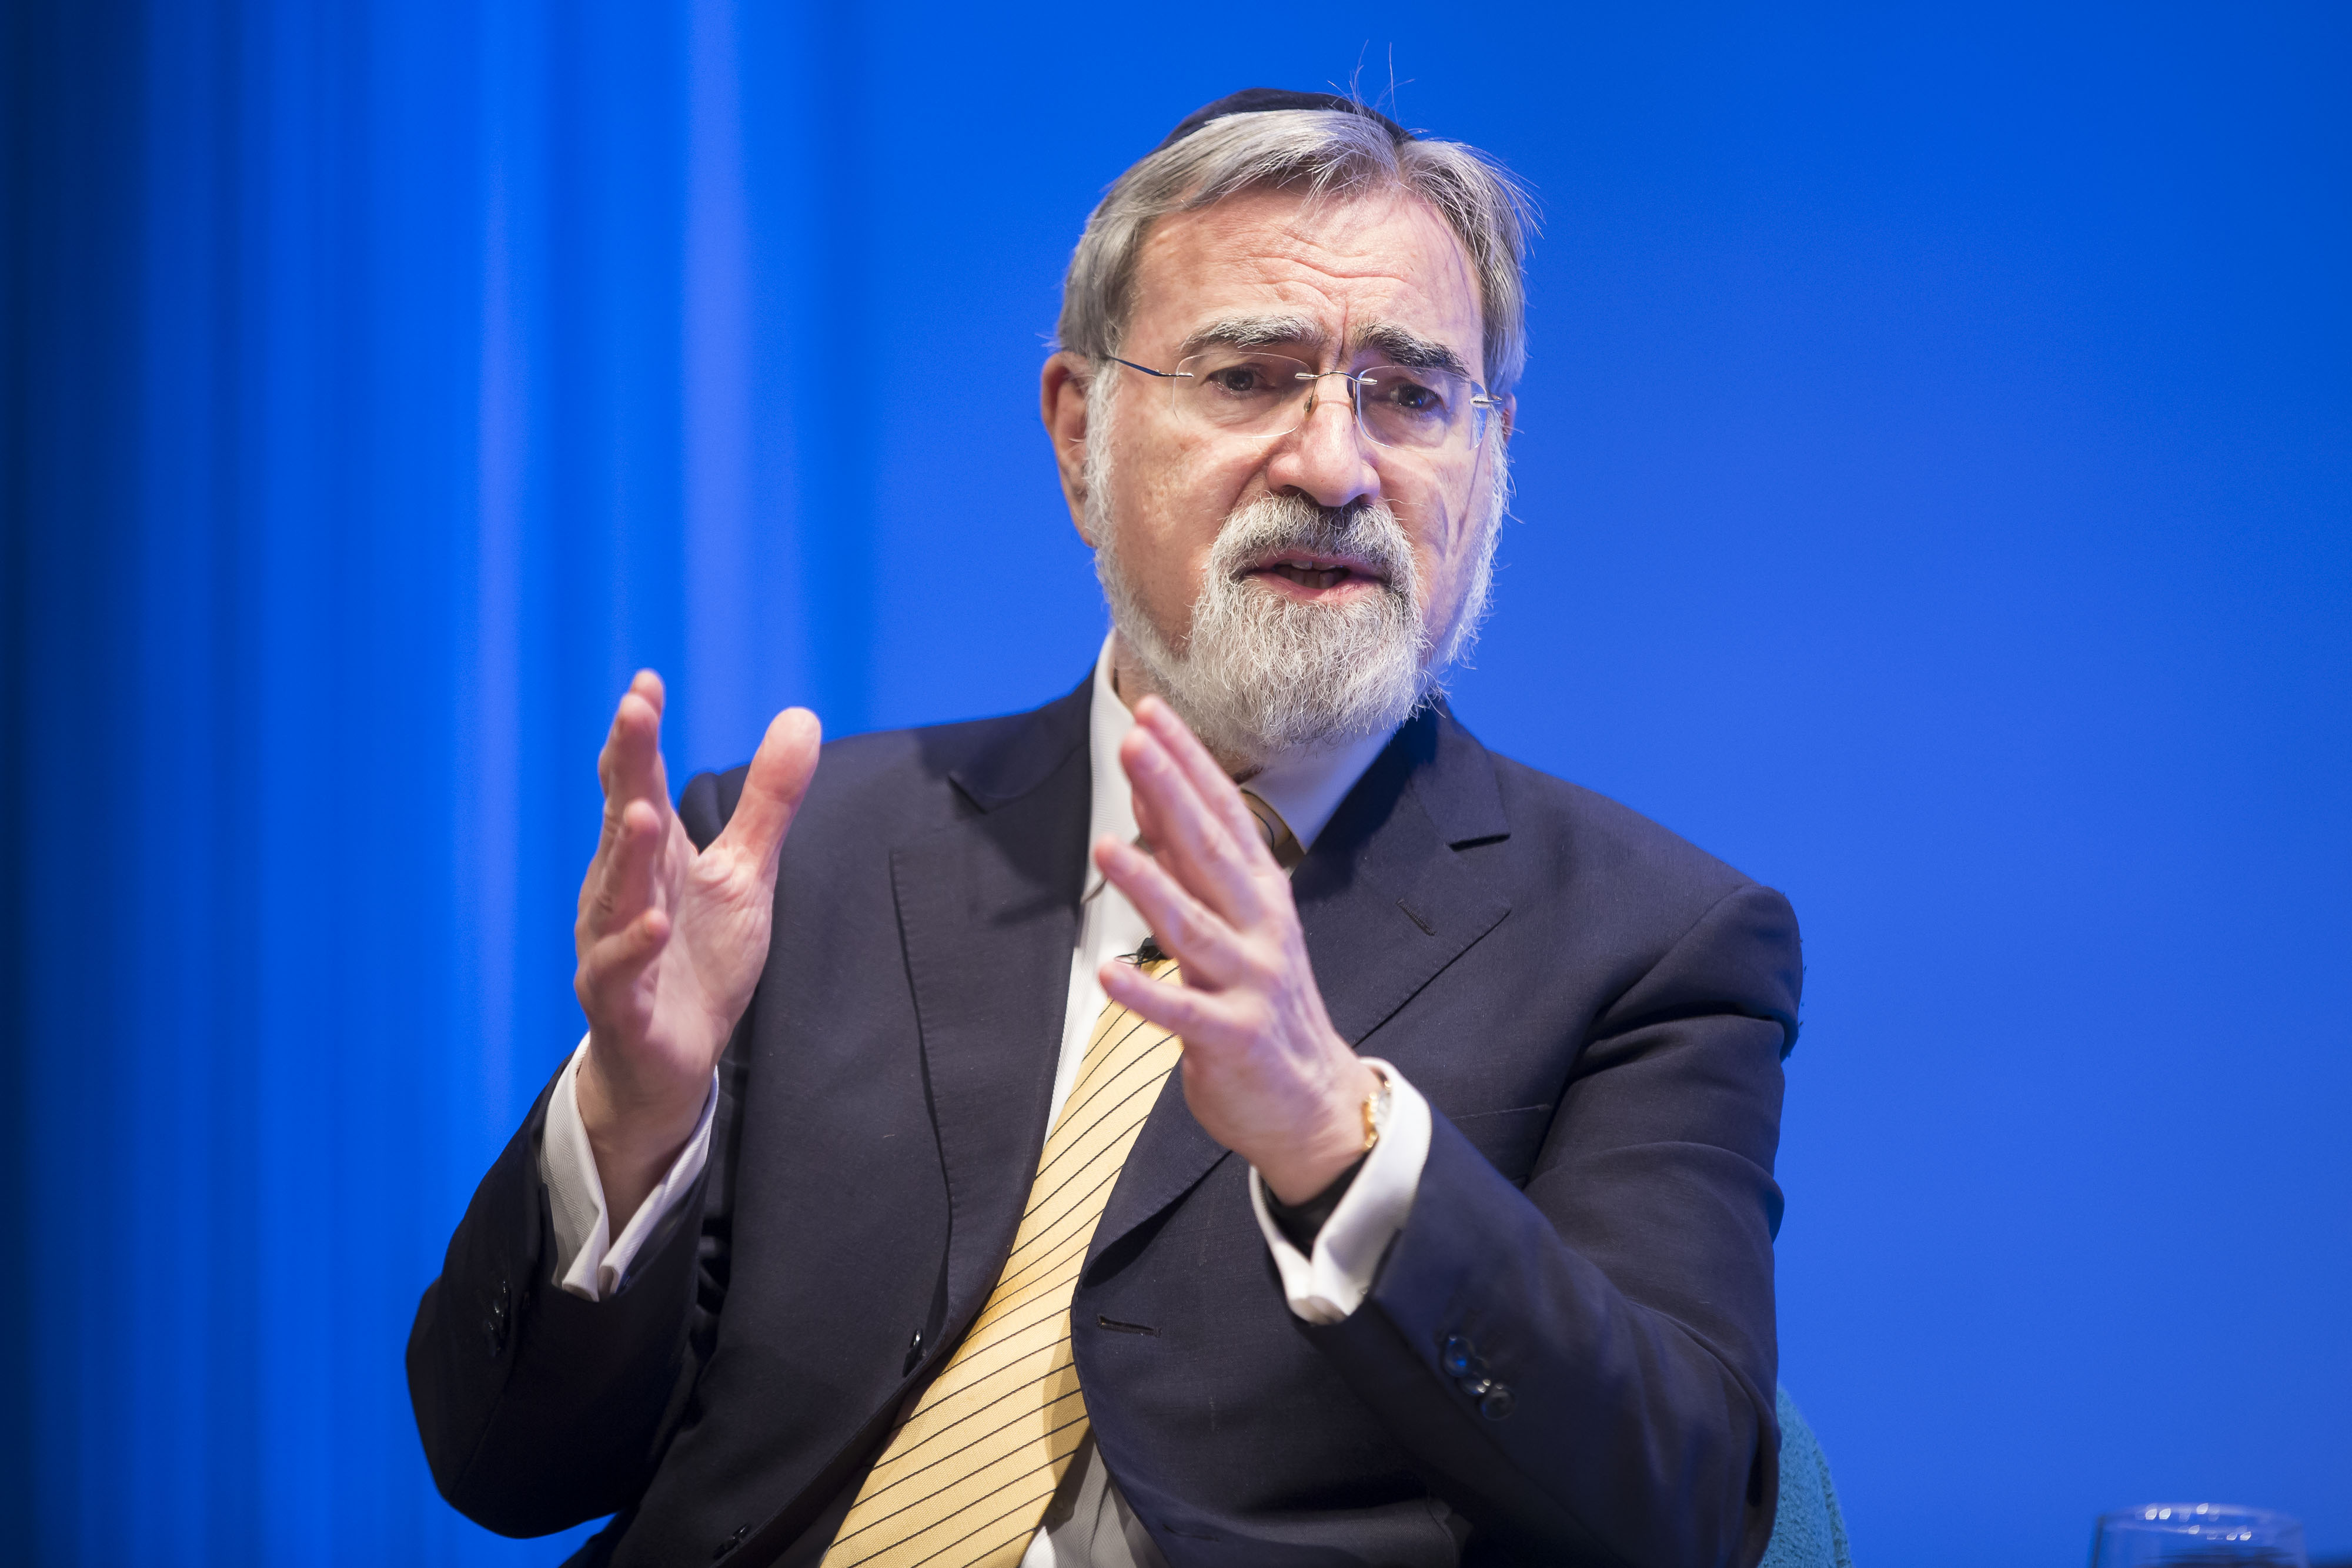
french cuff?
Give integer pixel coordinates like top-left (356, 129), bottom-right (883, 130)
top-left (537, 1035), bottom-right (719, 1302)
top-left (1247, 1059), bottom-right (1431, 1325)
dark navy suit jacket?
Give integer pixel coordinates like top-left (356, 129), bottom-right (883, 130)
top-left (408, 678), bottom-right (1803, 1568)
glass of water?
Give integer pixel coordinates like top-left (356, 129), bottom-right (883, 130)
top-left (2092, 1505), bottom-right (2307, 1567)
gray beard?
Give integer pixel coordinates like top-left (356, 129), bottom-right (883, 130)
top-left (1094, 486), bottom-right (1490, 769)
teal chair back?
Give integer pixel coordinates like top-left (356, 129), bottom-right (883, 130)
top-left (1761, 1388), bottom-right (1855, 1568)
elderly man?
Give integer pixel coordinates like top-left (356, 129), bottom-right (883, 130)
top-left (409, 89), bottom-right (1803, 1568)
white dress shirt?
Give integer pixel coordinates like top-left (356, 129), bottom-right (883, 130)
top-left (539, 635), bottom-right (1435, 1566)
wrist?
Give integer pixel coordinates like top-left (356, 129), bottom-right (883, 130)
top-left (1257, 1058), bottom-right (1384, 1206)
top-left (576, 1044), bottom-right (706, 1188)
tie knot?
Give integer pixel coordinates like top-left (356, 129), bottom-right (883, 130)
top-left (1239, 790), bottom-right (1305, 872)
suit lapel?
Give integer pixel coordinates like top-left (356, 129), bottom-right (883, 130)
top-left (1293, 702), bottom-right (1513, 1044)
top-left (893, 683), bottom-right (1092, 1321)
top-left (1087, 704), bottom-right (1514, 1273)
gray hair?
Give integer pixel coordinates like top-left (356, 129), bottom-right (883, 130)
top-left (1057, 108), bottom-right (1536, 396)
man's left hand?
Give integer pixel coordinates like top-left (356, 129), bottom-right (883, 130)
top-left (1094, 696), bottom-right (1382, 1206)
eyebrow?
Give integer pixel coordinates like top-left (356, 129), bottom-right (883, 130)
top-left (1174, 314), bottom-right (1475, 380)
top-left (1354, 323), bottom-right (1472, 378)
top-left (1177, 313), bottom-right (1325, 357)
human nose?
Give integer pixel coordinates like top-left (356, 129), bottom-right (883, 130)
top-left (1267, 376), bottom-right (1379, 509)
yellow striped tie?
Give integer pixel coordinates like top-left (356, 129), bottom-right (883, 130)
top-left (820, 962), bottom-right (1184, 1568)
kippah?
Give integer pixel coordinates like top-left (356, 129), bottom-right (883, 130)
top-left (1152, 88), bottom-right (1415, 155)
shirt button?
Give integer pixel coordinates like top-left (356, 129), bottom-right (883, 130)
top-left (1479, 1383), bottom-right (1516, 1420)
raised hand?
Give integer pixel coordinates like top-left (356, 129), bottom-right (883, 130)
top-left (573, 671), bottom-right (821, 1227)
top-left (1092, 697), bottom-right (1381, 1205)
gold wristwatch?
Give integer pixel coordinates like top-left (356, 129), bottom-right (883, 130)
top-left (1361, 1066), bottom-right (1394, 1154)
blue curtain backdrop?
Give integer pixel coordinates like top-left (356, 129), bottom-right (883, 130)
top-left (2, 3), bottom-right (2344, 1565)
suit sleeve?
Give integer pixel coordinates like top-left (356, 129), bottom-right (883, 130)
top-left (405, 770), bottom-right (747, 1536)
top-left (1302, 881), bottom-right (1799, 1568)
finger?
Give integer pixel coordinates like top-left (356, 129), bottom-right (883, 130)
top-left (1122, 729), bottom-right (1266, 931)
top-left (1119, 727), bottom-right (1268, 927)
top-left (581, 671), bottom-right (676, 930)
top-left (1132, 697), bottom-right (1268, 868)
top-left (584, 797), bottom-right (665, 941)
top-left (630, 667), bottom-right (666, 718)
top-left (711, 707), bottom-right (821, 875)
top-left (590, 701), bottom-right (634, 867)
top-left (1125, 703), bottom-right (1274, 880)
top-left (597, 670), bottom-right (666, 787)
top-left (1094, 835), bottom-right (1251, 988)
top-left (1097, 951), bottom-right (1249, 1051)
top-left (597, 672), bottom-right (674, 835)
top-left (575, 905), bottom-right (672, 1017)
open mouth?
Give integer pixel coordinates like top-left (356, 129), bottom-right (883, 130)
top-left (1244, 553), bottom-right (1387, 594)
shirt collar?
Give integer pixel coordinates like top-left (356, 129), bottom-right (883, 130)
top-left (1083, 633), bottom-right (1397, 895)
top-left (1083, 640), bottom-right (1141, 901)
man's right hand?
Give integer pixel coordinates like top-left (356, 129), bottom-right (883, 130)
top-left (572, 671), bottom-right (821, 1231)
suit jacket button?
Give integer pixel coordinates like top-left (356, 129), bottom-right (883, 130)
top-left (480, 1281), bottom-right (512, 1358)
top-left (1439, 1335), bottom-right (1476, 1377)
top-left (1458, 1375), bottom-right (1492, 1399)
top-left (1479, 1383), bottom-right (1516, 1420)
top-left (714, 1522), bottom-right (750, 1557)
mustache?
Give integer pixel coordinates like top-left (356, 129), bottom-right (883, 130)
top-left (1210, 495), bottom-right (1415, 590)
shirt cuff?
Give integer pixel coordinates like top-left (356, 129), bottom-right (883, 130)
top-left (1247, 1059), bottom-right (1431, 1325)
top-left (537, 1035), bottom-right (719, 1302)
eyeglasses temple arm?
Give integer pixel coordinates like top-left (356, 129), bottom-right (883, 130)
top-left (1107, 356), bottom-right (1191, 380)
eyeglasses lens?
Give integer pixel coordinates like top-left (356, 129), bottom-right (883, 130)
top-left (1172, 353), bottom-right (1478, 450)
top-left (1357, 367), bottom-right (1467, 448)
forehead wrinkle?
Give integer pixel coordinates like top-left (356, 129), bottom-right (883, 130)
top-left (1130, 190), bottom-right (1488, 377)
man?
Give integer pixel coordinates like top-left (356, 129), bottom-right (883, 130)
top-left (410, 90), bottom-right (1803, 1568)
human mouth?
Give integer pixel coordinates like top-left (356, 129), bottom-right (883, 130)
top-left (1242, 551), bottom-right (1388, 597)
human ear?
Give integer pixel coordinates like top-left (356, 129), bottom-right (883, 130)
top-left (1039, 352), bottom-right (1094, 538)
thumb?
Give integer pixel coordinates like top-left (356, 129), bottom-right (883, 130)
top-left (714, 707), bottom-right (821, 873)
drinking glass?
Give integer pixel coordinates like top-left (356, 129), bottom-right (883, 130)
top-left (2092, 1504), bottom-right (2307, 1567)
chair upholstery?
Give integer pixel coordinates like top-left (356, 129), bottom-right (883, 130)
top-left (1760, 1388), bottom-right (1856, 1568)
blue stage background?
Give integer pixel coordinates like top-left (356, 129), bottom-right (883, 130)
top-left (3, 3), bottom-right (2345, 1564)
